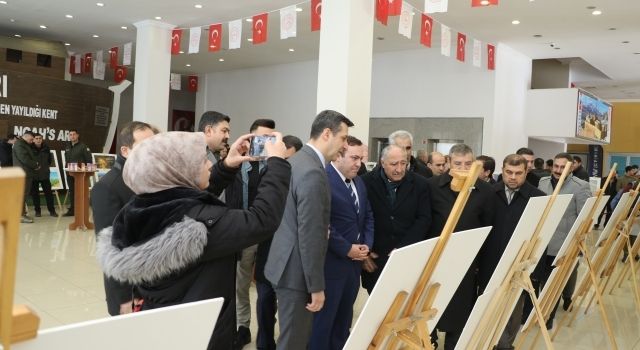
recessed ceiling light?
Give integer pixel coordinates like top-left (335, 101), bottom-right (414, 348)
top-left (246, 18), bottom-right (253, 22)
top-left (39, 25), bottom-right (47, 29)
top-left (622, 41), bottom-right (630, 44)
top-left (634, 52), bottom-right (640, 55)
top-left (219, 58), bottom-right (224, 62)
top-left (512, 20), bottom-right (520, 25)
top-left (10, 18), bottom-right (15, 22)
top-left (186, 64), bottom-right (191, 67)
top-left (554, 47), bottom-right (561, 50)
top-left (247, 38), bottom-right (253, 42)
top-left (194, 4), bottom-right (203, 9)
top-left (92, 34), bottom-right (99, 38)
top-left (533, 34), bottom-right (542, 38)
top-left (96, 2), bottom-right (104, 6)
top-left (14, 34), bottom-right (21, 38)
top-left (65, 14), bottom-right (73, 19)
top-left (121, 26), bottom-right (127, 30)
top-left (295, 7), bottom-right (302, 12)
top-left (179, 50), bottom-right (184, 54)
top-left (0, 1), bottom-right (8, 4)
top-left (608, 27), bottom-right (617, 31)
top-left (480, 0), bottom-right (489, 5)
top-left (288, 48), bottom-right (295, 52)
top-left (155, 16), bottom-right (162, 20)
top-left (376, 36), bottom-right (385, 41)
top-left (64, 42), bottom-right (71, 46)
top-left (592, 10), bottom-right (602, 15)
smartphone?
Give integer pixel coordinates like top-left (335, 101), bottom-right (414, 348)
top-left (249, 135), bottom-right (276, 159)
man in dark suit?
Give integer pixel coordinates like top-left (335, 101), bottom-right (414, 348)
top-left (310, 136), bottom-right (374, 350)
top-left (427, 143), bottom-right (495, 350)
top-left (388, 130), bottom-right (432, 179)
top-left (478, 154), bottom-right (545, 350)
top-left (361, 144), bottom-right (431, 293)
top-left (571, 155), bottom-right (590, 181)
top-left (265, 110), bottom-right (354, 350)
top-left (91, 121), bottom-right (157, 315)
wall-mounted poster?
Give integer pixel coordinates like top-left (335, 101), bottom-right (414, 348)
top-left (49, 150), bottom-right (64, 190)
top-left (576, 90), bottom-right (612, 143)
top-left (92, 153), bottom-right (116, 183)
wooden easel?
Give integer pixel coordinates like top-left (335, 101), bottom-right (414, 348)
top-left (0, 168), bottom-right (40, 349)
top-left (517, 165), bottom-right (618, 350)
top-left (463, 162), bottom-right (573, 350)
top-left (610, 226), bottom-right (640, 306)
top-left (368, 161), bottom-right (483, 350)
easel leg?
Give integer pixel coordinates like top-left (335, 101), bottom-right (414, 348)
top-left (54, 190), bottom-right (62, 216)
top-left (525, 277), bottom-right (554, 350)
top-left (626, 238), bottom-right (640, 311)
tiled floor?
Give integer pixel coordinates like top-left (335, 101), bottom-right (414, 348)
top-left (11, 215), bottom-right (640, 349)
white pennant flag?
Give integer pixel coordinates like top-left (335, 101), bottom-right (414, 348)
top-left (280, 5), bottom-right (297, 39)
top-left (95, 50), bottom-right (104, 63)
top-left (229, 19), bottom-right (242, 50)
top-left (74, 54), bottom-right (82, 73)
top-left (425, 0), bottom-right (448, 13)
top-left (189, 27), bottom-right (201, 54)
top-left (123, 42), bottom-right (132, 65)
top-left (93, 60), bottom-right (106, 80)
top-left (440, 24), bottom-right (451, 57)
top-left (398, 1), bottom-right (413, 39)
top-left (170, 73), bottom-right (181, 90)
top-left (473, 39), bottom-right (482, 68)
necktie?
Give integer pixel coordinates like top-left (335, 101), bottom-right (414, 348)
top-left (507, 189), bottom-right (514, 204)
top-left (347, 180), bottom-right (360, 214)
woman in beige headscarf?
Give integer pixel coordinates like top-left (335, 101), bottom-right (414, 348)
top-left (96, 131), bottom-right (290, 350)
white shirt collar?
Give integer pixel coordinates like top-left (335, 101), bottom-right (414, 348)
top-left (331, 162), bottom-right (348, 183)
top-left (306, 142), bottom-right (326, 165)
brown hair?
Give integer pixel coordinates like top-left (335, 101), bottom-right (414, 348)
top-left (503, 154), bottom-right (528, 170)
top-left (117, 121), bottom-right (158, 150)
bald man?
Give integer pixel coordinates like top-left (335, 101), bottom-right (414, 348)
top-left (428, 152), bottom-right (447, 176)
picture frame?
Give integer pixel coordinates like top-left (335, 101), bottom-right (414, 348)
top-left (48, 150), bottom-right (64, 190)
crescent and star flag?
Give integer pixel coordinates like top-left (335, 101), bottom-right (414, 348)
top-left (425, 0), bottom-right (448, 13)
top-left (114, 66), bottom-right (127, 83)
top-left (473, 39), bottom-right (482, 67)
top-left (311, 0), bottom-right (322, 31)
top-left (440, 24), bottom-right (451, 57)
top-left (189, 27), bottom-right (201, 54)
top-left (472, 0), bottom-right (498, 7)
top-left (457, 32), bottom-right (466, 62)
top-left (388, 0), bottom-right (402, 16)
top-left (208, 23), bottom-right (222, 52)
top-left (280, 5), bottom-right (297, 39)
top-left (398, 1), bottom-right (413, 39)
top-left (83, 53), bottom-right (92, 74)
top-left (229, 19), bottom-right (242, 49)
top-left (420, 14), bottom-right (434, 47)
top-left (171, 29), bottom-right (183, 55)
top-left (376, 0), bottom-right (389, 25)
top-left (109, 47), bottom-right (118, 68)
top-left (488, 44), bottom-right (496, 70)
top-left (253, 13), bottom-right (269, 44)
top-left (188, 75), bottom-right (198, 92)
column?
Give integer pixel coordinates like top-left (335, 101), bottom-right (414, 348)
top-left (316, 0), bottom-right (374, 143)
top-left (133, 20), bottom-right (175, 131)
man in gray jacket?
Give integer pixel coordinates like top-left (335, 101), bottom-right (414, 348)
top-left (265, 110), bottom-right (353, 350)
top-left (538, 152), bottom-right (591, 328)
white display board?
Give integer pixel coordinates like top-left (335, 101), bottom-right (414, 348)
top-left (594, 193), bottom-right (629, 247)
top-left (48, 150), bottom-right (63, 190)
top-left (456, 195), bottom-right (572, 349)
top-left (344, 227), bottom-right (491, 350)
top-left (6, 298), bottom-right (223, 350)
top-left (552, 196), bottom-right (599, 265)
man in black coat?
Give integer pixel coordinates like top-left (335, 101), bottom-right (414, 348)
top-left (30, 133), bottom-right (57, 217)
top-left (572, 155), bottom-right (590, 181)
top-left (478, 154), bottom-right (545, 350)
top-left (388, 130), bottom-right (433, 179)
top-left (12, 131), bottom-right (40, 223)
top-left (361, 144), bottom-right (431, 294)
top-left (0, 133), bottom-right (17, 167)
top-left (426, 143), bottom-right (495, 350)
top-left (63, 129), bottom-right (93, 216)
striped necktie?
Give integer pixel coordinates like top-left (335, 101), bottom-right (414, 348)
top-left (347, 180), bottom-right (359, 214)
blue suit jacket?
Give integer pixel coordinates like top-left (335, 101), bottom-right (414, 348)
top-left (325, 164), bottom-right (374, 279)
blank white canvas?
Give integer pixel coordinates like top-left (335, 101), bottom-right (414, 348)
top-left (7, 298), bottom-right (223, 350)
top-left (456, 195), bottom-right (572, 349)
top-left (553, 196), bottom-right (599, 265)
top-left (344, 227), bottom-right (491, 350)
top-left (595, 193), bottom-right (631, 246)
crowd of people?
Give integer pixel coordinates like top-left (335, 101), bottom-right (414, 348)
top-left (3, 110), bottom-right (637, 350)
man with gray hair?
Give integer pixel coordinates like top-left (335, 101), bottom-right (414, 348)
top-left (426, 143), bottom-right (495, 349)
top-left (388, 130), bottom-right (432, 179)
top-left (361, 144), bottom-right (431, 294)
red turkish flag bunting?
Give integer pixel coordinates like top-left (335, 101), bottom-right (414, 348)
top-left (114, 66), bottom-right (127, 83)
top-left (457, 32), bottom-right (467, 62)
top-left (252, 13), bottom-right (268, 44)
top-left (472, 0), bottom-right (498, 7)
top-left (109, 47), bottom-right (118, 69)
top-left (208, 23), bottom-right (222, 52)
top-left (188, 75), bottom-right (198, 92)
top-left (84, 53), bottom-right (92, 74)
top-left (171, 29), bottom-right (183, 55)
top-left (376, 0), bottom-right (389, 25)
top-left (69, 55), bottom-right (76, 74)
top-left (311, 0), bottom-right (322, 32)
top-left (420, 14), bottom-right (434, 47)
top-left (487, 44), bottom-right (496, 70)
top-left (388, 0), bottom-right (402, 16)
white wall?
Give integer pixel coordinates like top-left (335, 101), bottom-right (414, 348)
top-left (200, 47), bottom-right (496, 145)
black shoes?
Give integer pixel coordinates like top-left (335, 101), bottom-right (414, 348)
top-left (35, 212), bottom-right (42, 217)
top-left (563, 298), bottom-right (572, 311)
top-left (63, 210), bottom-right (74, 217)
top-left (233, 326), bottom-right (251, 350)
top-left (50, 211), bottom-right (58, 217)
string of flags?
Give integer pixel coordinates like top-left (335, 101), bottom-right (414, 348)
top-left (69, 0), bottom-right (498, 90)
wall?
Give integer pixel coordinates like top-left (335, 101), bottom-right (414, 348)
top-left (531, 59), bottom-right (569, 89)
top-left (1, 36), bottom-right (67, 80)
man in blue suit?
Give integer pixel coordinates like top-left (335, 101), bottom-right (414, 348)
top-left (310, 136), bottom-right (374, 350)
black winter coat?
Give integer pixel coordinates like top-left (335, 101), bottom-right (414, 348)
top-left (31, 143), bottom-right (52, 181)
top-left (96, 157), bottom-right (290, 349)
top-left (426, 173), bottom-right (496, 331)
top-left (361, 166), bottom-right (431, 291)
top-left (477, 181), bottom-right (545, 292)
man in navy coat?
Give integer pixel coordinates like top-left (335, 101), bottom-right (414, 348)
top-left (310, 136), bottom-right (374, 350)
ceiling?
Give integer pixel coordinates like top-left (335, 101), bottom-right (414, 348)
top-left (1, 0), bottom-right (639, 99)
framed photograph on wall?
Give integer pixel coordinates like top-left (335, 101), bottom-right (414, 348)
top-left (576, 90), bottom-right (612, 143)
top-left (49, 150), bottom-right (64, 190)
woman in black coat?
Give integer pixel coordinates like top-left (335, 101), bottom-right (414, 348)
top-left (96, 131), bottom-right (290, 349)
